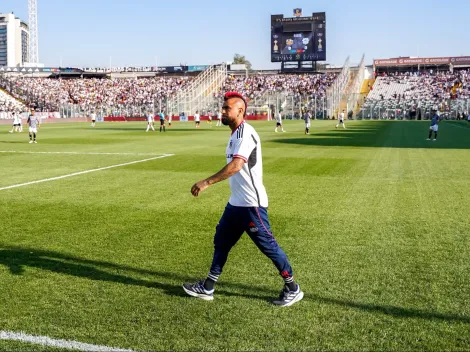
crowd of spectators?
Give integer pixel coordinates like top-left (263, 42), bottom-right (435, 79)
top-left (218, 73), bottom-right (337, 100)
top-left (2, 76), bottom-right (193, 111)
top-left (359, 69), bottom-right (470, 120)
top-left (0, 89), bottom-right (25, 115)
top-left (370, 70), bottom-right (470, 102)
top-left (0, 73), bottom-right (339, 114)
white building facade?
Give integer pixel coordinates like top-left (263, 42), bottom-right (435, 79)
top-left (0, 13), bottom-right (29, 67)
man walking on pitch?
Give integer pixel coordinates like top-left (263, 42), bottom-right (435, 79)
top-left (194, 110), bottom-right (201, 128)
top-left (216, 111), bottom-right (222, 126)
top-left (90, 111), bottom-right (97, 128)
top-left (146, 111), bottom-right (155, 132)
top-left (158, 111), bottom-right (166, 132)
top-left (427, 111), bottom-right (440, 141)
top-left (184, 92), bottom-right (303, 307)
top-left (274, 110), bottom-right (285, 133)
top-left (304, 110), bottom-right (312, 135)
top-left (27, 109), bottom-right (40, 143)
top-left (9, 112), bottom-right (21, 133)
top-left (336, 110), bottom-right (346, 129)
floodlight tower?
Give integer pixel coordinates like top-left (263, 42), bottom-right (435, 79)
top-left (28, 0), bottom-right (39, 64)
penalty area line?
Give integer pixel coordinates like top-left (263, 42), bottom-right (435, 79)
top-left (0, 154), bottom-right (174, 191)
top-left (0, 330), bottom-right (136, 352)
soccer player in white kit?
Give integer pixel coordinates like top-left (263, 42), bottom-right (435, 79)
top-left (146, 112), bottom-right (155, 132)
top-left (274, 111), bottom-right (285, 132)
top-left (17, 113), bottom-right (23, 132)
top-left (216, 111), bottom-right (222, 126)
top-left (304, 110), bottom-right (312, 135)
top-left (27, 109), bottom-right (40, 143)
top-left (184, 92), bottom-right (303, 307)
top-left (194, 111), bottom-right (201, 128)
top-left (90, 111), bottom-right (97, 128)
top-left (9, 112), bottom-right (21, 133)
top-left (336, 110), bottom-right (346, 129)
top-left (207, 111), bottom-right (213, 127)
top-left (168, 113), bottom-right (172, 128)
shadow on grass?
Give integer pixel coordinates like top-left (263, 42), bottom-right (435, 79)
top-left (1, 245), bottom-right (469, 323)
top-left (0, 246), bottom-right (272, 302)
top-left (272, 121), bottom-right (470, 149)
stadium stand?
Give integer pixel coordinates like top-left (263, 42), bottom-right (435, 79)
top-left (218, 73), bottom-right (337, 100)
top-left (0, 76), bottom-right (193, 113)
top-left (0, 72), bottom-right (340, 118)
top-left (0, 88), bottom-right (25, 116)
top-left (358, 70), bottom-right (470, 120)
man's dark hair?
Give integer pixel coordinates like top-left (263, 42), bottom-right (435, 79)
top-left (224, 92), bottom-right (247, 117)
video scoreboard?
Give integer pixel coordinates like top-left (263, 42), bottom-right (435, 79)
top-left (271, 11), bottom-right (326, 63)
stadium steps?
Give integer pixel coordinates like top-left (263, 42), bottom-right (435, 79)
top-left (0, 86), bottom-right (27, 107)
top-left (337, 72), bottom-right (356, 117)
top-left (354, 78), bottom-right (375, 114)
top-left (167, 63), bottom-right (227, 115)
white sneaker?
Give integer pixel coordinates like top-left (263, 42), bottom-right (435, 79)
top-left (272, 284), bottom-right (304, 307)
top-left (29, 140), bottom-right (33, 144)
top-left (433, 139), bottom-right (437, 141)
top-left (183, 280), bottom-right (214, 301)
top-left (426, 138), bottom-right (431, 141)
top-left (33, 141), bottom-right (37, 143)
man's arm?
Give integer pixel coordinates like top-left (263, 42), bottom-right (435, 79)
top-left (191, 158), bottom-right (245, 197)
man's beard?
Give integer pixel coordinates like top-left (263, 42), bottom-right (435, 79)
top-left (221, 117), bottom-right (230, 126)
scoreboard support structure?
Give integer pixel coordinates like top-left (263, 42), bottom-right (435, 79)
top-left (281, 61), bottom-right (318, 73)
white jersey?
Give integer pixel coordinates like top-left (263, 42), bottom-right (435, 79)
top-left (13, 115), bottom-right (21, 125)
top-left (226, 122), bottom-right (268, 208)
top-left (90, 113), bottom-right (97, 121)
top-left (194, 114), bottom-right (200, 122)
top-left (339, 113), bottom-right (345, 121)
top-left (217, 112), bottom-right (222, 120)
top-left (276, 113), bottom-right (282, 123)
top-left (146, 114), bottom-right (153, 123)
top-left (304, 113), bottom-right (311, 126)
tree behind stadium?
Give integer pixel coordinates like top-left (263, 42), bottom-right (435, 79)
top-left (233, 54), bottom-right (252, 71)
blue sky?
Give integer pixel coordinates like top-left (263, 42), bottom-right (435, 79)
top-left (2, 0), bottom-right (469, 68)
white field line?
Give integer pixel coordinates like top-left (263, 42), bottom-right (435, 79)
top-left (0, 330), bottom-right (136, 352)
top-left (0, 151), bottom-right (164, 156)
top-left (0, 154), bottom-right (173, 191)
top-left (446, 122), bottom-right (470, 130)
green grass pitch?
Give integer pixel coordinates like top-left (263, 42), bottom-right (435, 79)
top-left (0, 119), bottom-right (469, 351)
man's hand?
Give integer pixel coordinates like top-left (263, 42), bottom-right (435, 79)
top-left (191, 180), bottom-right (210, 197)
top-left (190, 158), bottom-right (245, 198)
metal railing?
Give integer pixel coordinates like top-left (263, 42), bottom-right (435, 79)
top-left (327, 56), bottom-right (350, 118)
top-left (356, 98), bottom-right (470, 120)
top-left (345, 54), bottom-right (365, 115)
top-left (167, 63), bottom-right (227, 116)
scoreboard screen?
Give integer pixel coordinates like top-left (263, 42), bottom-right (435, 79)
top-left (271, 12), bottom-right (326, 62)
